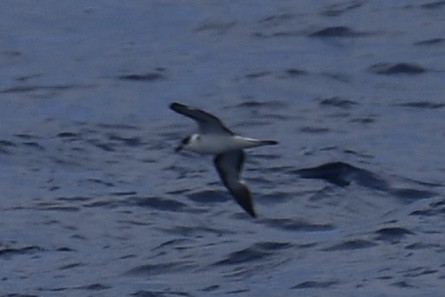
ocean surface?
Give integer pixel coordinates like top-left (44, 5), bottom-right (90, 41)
top-left (1, 1), bottom-right (444, 296)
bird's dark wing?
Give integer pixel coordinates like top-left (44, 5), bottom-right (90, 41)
top-left (170, 102), bottom-right (234, 135)
top-left (214, 150), bottom-right (256, 217)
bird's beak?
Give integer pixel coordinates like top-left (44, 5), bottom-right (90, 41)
top-left (175, 144), bottom-right (183, 152)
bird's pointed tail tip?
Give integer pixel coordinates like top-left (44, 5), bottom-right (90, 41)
top-left (263, 140), bottom-right (278, 145)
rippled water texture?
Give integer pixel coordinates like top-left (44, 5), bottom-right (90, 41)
top-left (1, 1), bottom-right (444, 296)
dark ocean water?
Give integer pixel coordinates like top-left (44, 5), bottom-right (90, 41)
top-left (1, 1), bottom-right (444, 296)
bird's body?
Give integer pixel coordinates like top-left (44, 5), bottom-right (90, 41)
top-left (170, 102), bottom-right (278, 218)
top-left (182, 134), bottom-right (277, 154)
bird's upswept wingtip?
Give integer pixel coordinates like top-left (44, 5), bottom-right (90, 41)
top-left (170, 102), bottom-right (182, 111)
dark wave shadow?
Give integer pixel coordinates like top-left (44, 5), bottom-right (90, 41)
top-left (118, 69), bottom-right (166, 82)
top-left (396, 101), bottom-right (445, 109)
top-left (126, 261), bottom-right (195, 277)
top-left (322, 239), bottom-right (377, 251)
top-left (75, 283), bottom-right (112, 291)
top-left (291, 280), bottom-right (339, 289)
top-left (84, 196), bottom-right (187, 213)
top-left (130, 289), bottom-right (193, 297)
top-left (321, 1), bottom-right (364, 17)
top-left (0, 139), bottom-right (17, 154)
top-left (129, 196), bottom-right (187, 212)
top-left (309, 26), bottom-right (368, 37)
top-left (374, 227), bottom-right (414, 243)
top-left (1, 84), bottom-right (93, 94)
top-left (213, 242), bottom-right (292, 266)
top-left (368, 62), bottom-right (426, 75)
top-left (390, 188), bottom-right (436, 202)
top-left (262, 218), bottom-right (334, 232)
top-left (410, 199), bottom-right (445, 217)
top-left (415, 38), bottom-right (445, 46)
top-left (292, 162), bottom-right (437, 204)
top-left (0, 244), bottom-right (44, 258)
top-left (185, 190), bottom-right (229, 204)
top-left (421, 1), bottom-right (445, 9)
top-left (293, 162), bottom-right (390, 190)
top-left (320, 96), bottom-right (358, 109)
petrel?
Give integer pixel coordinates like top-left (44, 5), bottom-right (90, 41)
top-left (170, 102), bottom-right (278, 217)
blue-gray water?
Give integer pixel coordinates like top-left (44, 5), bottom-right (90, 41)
top-left (1, 1), bottom-right (444, 296)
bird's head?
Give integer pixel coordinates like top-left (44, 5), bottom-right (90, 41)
top-left (175, 134), bottom-right (201, 152)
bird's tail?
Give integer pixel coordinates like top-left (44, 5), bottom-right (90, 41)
top-left (259, 140), bottom-right (279, 145)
